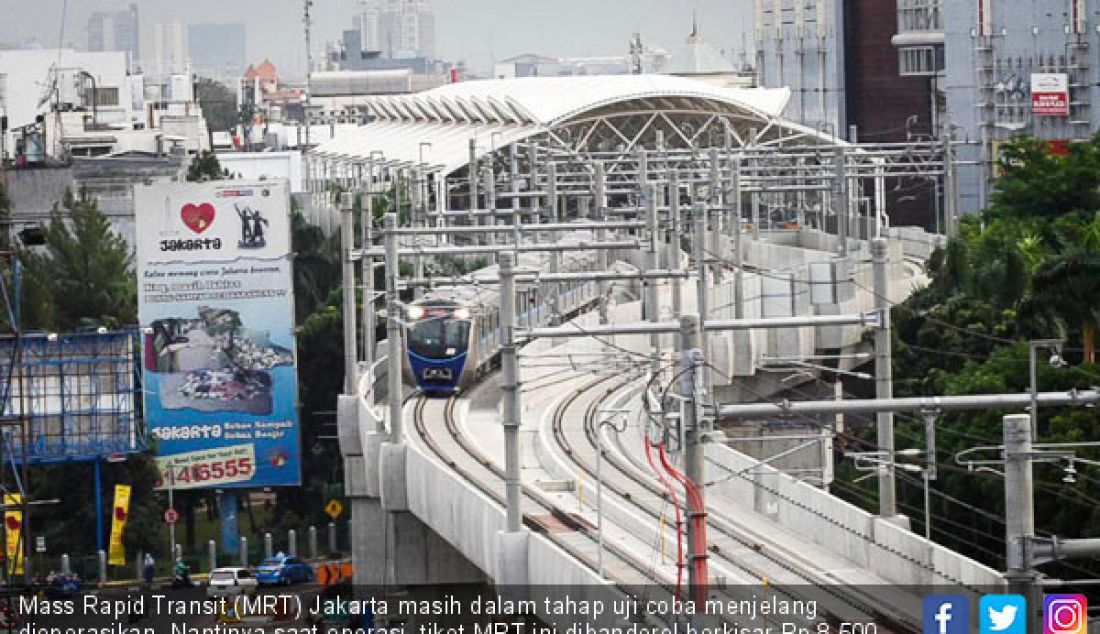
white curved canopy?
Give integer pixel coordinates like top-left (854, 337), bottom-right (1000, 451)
top-left (311, 74), bottom-right (817, 177)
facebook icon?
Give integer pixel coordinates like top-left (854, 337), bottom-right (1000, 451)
top-left (924, 595), bottom-right (970, 634)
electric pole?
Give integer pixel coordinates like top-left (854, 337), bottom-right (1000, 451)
top-left (303, 0), bottom-right (314, 150)
top-left (872, 238), bottom-right (896, 518)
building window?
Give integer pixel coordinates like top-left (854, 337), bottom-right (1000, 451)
top-left (88, 87), bottom-right (120, 107)
top-left (899, 46), bottom-right (943, 76)
top-left (898, 0), bottom-right (942, 32)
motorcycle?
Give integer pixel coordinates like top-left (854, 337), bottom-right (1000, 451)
top-left (171, 566), bottom-right (194, 589)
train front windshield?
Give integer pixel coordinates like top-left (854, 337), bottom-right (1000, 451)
top-left (408, 318), bottom-right (471, 359)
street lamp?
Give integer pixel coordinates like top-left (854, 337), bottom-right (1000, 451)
top-left (596, 407), bottom-right (629, 579)
top-left (1030, 339), bottom-right (1065, 439)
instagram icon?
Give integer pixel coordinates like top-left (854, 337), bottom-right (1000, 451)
top-left (1045, 594), bottom-right (1088, 634)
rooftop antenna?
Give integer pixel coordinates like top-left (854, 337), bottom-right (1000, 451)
top-left (692, 10), bottom-right (698, 38)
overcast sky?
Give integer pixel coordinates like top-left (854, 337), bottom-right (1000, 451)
top-left (0, 0), bottom-right (752, 78)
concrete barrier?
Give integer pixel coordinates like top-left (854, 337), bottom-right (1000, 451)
top-left (707, 442), bottom-right (1004, 588)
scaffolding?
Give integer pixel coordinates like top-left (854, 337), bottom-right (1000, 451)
top-left (0, 332), bottom-right (144, 463)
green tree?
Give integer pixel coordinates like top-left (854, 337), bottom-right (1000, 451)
top-left (186, 150), bottom-right (226, 182)
top-left (195, 77), bottom-right (238, 134)
top-left (29, 454), bottom-right (167, 563)
top-left (989, 134), bottom-right (1100, 220)
top-left (291, 209), bottom-right (340, 324)
top-left (842, 134), bottom-right (1100, 573)
top-left (1022, 250), bottom-right (1100, 363)
top-left (19, 190), bottom-right (135, 331)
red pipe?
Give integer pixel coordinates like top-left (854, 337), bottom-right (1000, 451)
top-left (644, 437), bottom-right (683, 601)
top-left (658, 443), bottom-right (709, 607)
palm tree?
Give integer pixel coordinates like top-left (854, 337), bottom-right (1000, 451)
top-left (1023, 250), bottom-right (1100, 363)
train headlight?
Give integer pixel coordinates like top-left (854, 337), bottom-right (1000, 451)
top-left (453, 308), bottom-right (471, 320)
top-left (407, 305), bottom-right (425, 320)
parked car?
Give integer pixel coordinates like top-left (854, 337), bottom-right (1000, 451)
top-left (207, 567), bottom-right (259, 599)
top-left (255, 556), bottom-right (313, 586)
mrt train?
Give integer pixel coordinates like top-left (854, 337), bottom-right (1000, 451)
top-left (403, 232), bottom-right (628, 394)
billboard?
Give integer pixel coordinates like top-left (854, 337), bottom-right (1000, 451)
top-left (1032, 73), bottom-right (1069, 116)
top-left (134, 180), bottom-right (300, 490)
top-left (0, 332), bottom-right (141, 463)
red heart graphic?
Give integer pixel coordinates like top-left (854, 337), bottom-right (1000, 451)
top-left (180, 203), bottom-right (215, 233)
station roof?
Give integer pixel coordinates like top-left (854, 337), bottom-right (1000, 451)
top-left (310, 74), bottom-right (803, 175)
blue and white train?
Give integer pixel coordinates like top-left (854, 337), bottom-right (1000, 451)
top-left (403, 232), bottom-right (627, 394)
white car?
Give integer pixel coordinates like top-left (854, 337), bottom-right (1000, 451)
top-left (207, 567), bottom-right (259, 599)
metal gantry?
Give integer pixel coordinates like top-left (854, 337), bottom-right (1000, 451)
top-left (331, 132), bottom-right (958, 602)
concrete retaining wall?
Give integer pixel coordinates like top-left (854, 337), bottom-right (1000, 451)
top-left (706, 442), bottom-right (1004, 588)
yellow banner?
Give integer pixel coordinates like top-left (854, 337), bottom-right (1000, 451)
top-left (108, 484), bottom-right (131, 566)
top-left (3, 494), bottom-right (22, 575)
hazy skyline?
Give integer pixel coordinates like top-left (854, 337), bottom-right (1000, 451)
top-left (0, 0), bottom-right (752, 79)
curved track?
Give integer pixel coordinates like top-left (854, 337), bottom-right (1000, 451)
top-left (407, 389), bottom-right (672, 590)
top-left (542, 373), bottom-right (921, 632)
top-left (404, 365), bottom-right (922, 631)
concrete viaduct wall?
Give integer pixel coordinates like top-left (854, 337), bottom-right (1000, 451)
top-left (706, 441), bottom-right (1005, 588)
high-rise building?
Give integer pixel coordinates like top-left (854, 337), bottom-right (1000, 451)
top-left (755, 0), bottom-right (936, 225)
top-left (357, 0), bottom-right (434, 60)
top-left (152, 22), bottom-right (186, 80)
top-left (896, 0), bottom-right (1100, 214)
top-left (755, 0), bottom-right (848, 132)
top-left (86, 4), bottom-right (140, 69)
top-left (188, 23), bottom-right (247, 79)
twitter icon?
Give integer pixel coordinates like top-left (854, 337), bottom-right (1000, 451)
top-left (981, 594), bottom-right (1027, 634)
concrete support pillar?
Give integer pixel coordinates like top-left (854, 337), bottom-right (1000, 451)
top-left (1004, 413), bottom-right (1039, 633)
top-left (680, 314), bottom-right (709, 605)
top-left (669, 170), bottom-right (682, 326)
top-left (499, 253), bottom-right (522, 533)
top-left (835, 146), bottom-right (849, 257)
top-left (384, 213), bottom-right (403, 442)
top-left (496, 531), bottom-right (530, 588)
top-left (872, 238), bottom-right (895, 517)
top-left (731, 158), bottom-right (744, 320)
top-left (594, 162), bottom-right (610, 325)
top-left (341, 192), bottom-right (358, 395)
top-left (483, 166), bottom-right (496, 246)
top-left (644, 183), bottom-right (661, 377)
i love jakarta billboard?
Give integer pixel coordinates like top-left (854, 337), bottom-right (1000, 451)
top-left (133, 180), bottom-right (300, 489)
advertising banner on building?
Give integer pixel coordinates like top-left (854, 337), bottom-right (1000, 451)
top-left (4, 494), bottom-right (22, 575)
top-left (134, 180), bottom-right (300, 490)
top-left (1032, 73), bottom-right (1070, 116)
top-left (107, 484), bottom-right (131, 565)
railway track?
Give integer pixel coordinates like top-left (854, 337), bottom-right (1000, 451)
top-left (543, 373), bottom-right (921, 632)
top-left (407, 389), bottom-right (672, 591)
top-left (403, 366), bottom-right (919, 632)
